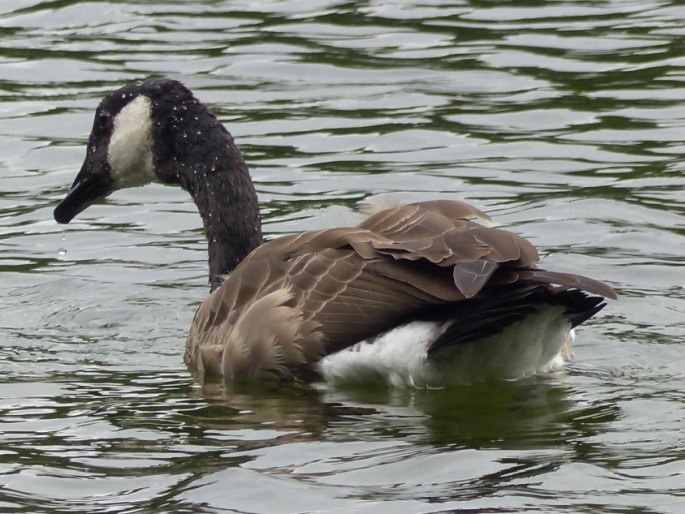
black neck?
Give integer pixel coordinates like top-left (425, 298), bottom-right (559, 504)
top-left (151, 86), bottom-right (262, 290)
top-left (191, 157), bottom-right (262, 291)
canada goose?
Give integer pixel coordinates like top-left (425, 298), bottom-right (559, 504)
top-left (54, 79), bottom-right (616, 387)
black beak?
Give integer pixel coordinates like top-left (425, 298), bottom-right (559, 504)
top-left (54, 158), bottom-right (114, 224)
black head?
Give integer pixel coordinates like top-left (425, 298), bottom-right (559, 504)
top-left (54, 79), bottom-right (223, 224)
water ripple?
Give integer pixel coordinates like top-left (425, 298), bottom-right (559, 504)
top-left (1, 0), bottom-right (684, 512)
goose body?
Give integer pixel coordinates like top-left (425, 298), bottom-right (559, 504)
top-left (54, 79), bottom-right (616, 387)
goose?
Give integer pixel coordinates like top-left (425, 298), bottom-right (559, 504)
top-left (54, 78), bottom-right (616, 387)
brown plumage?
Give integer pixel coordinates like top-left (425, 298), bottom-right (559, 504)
top-left (185, 200), bottom-right (616, 382)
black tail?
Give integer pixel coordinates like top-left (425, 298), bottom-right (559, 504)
top-left (426, 285), bottom-right (606, 355)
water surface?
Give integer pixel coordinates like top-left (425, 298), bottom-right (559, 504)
top-left (1, 1), bottom-right (684, 512)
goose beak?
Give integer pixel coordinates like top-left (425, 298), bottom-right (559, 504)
top-left (54, 158), bottom-right (114, 224)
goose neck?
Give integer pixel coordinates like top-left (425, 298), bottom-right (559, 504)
top-left (191, 164), bottom-right (262, 290)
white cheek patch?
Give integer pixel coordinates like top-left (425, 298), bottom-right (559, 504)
top-left (107, 95), bottom-right (156, 189)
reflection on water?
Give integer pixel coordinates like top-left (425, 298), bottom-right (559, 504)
top-left (1, 0), bottom-right (685, 512)
top-left (323, 376), bottom-right (621, 449)
top-left (2, 370), bottom-right (620, 511)
top-left (197, 374), bottom-right (620, 449)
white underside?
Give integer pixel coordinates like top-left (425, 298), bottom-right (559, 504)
top-left (318, 306), bottom-right (574, 388)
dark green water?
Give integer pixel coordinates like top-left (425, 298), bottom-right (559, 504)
top-left (1, 1), bottom-right (684, 512)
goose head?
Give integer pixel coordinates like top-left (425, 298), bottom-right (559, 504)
top-left (54, 79), bottom-right (262, 288)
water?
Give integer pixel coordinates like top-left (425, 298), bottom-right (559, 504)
top-left (1, 0), bottom-right (684, 512)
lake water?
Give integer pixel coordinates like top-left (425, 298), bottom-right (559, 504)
top-left (1, 0), bottom-right (684, 512)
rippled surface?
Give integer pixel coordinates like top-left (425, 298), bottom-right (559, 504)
top-left (1, 1), bottom-right (684, 512)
